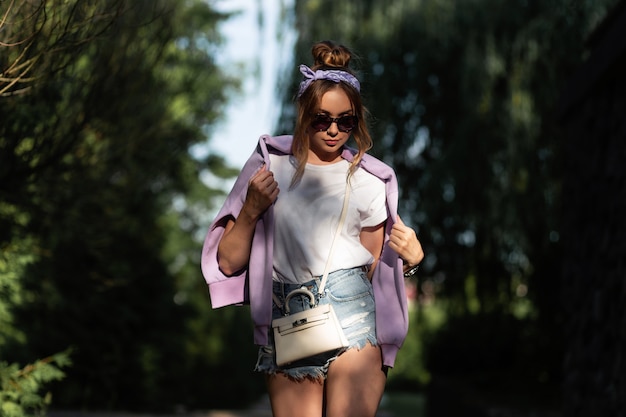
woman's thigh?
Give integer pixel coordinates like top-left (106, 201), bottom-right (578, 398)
top-left (324, 344), bottom-right (387, 417)
top-left (266, 373), bottom-right (324, 417)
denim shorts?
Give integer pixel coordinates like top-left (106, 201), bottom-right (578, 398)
top-left (254, 267), bottom-right (378, 380)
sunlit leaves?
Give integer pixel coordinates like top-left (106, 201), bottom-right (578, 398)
top-left (1, 0), bottom-right (241, 410)
top-left (0, 350), bottom-right (71, 417)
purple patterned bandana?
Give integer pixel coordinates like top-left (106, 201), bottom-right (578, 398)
top-left (297, 64), bottom-right (361, 97)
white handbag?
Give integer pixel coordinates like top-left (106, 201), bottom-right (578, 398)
top-left (271, 177), bottom-right (351, 366)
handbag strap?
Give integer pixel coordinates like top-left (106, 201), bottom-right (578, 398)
top-left (272, 175), bottom-right (351, 308)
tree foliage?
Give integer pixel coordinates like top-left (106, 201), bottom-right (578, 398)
top-left (0, 351), bottom-right (71, 417)
top-left (1, 0), bottom-right (259, 410)
top-left (0, 0), bottom-right (124, 97)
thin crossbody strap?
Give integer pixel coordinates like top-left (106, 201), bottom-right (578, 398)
top-left (271, 176), bottom-right (351, 308)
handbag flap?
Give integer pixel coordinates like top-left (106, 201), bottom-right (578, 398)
top-left (272, 304), bottom-right (332, 334)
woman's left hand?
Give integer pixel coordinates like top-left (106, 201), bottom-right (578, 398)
top-left (389, 216), bottom-right (424, 267)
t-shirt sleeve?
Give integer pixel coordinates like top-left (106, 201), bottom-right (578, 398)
top-left (361, 180), bottom-right (388, 228)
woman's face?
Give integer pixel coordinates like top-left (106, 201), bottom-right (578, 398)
top-left (307, 88), bottom-right (354, 164)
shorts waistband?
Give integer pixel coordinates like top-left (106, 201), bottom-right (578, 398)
top-left (272, 266), bottom-right (369, 292)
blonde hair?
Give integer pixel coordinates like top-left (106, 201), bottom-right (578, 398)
top-left (291, 40), bottom-right (372, 187)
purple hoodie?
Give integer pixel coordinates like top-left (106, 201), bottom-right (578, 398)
top-left (201, 135), bottom-right (408, 367)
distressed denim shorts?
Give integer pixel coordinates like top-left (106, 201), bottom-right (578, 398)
top-left (254, 267), bottom-right (378, 381)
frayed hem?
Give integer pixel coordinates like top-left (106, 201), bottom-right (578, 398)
top-left (254, 348), bottom-right (342, 381)
top-left (254, 340), bottom-right (379, 381)
top-left (346, 337), bottom-right (378, 352)
top-left (255, 363), bottom-right (328, 382)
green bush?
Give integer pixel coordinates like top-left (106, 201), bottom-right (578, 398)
top-left (0, 351), bottom-right (71, 417)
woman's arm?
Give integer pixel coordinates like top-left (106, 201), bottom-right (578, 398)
top-left (217, 165), bottom-right (279, 275)
top-left (360, 221), bottom-right (385, 280)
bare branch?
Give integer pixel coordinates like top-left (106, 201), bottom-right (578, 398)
top-left (0, 0), bottom-right (126, 96)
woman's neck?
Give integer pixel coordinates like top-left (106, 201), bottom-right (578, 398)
top-left (307, 149), bottom-right (343, 165)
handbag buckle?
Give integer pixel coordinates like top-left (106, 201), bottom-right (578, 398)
top-left (293, 318), bottom-right (308, 327)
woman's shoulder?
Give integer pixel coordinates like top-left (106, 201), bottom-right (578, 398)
top-left (357, 151), bottom-right (396, 181)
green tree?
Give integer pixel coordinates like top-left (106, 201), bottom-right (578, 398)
top-left (0, 0), bottom-right (258, 410)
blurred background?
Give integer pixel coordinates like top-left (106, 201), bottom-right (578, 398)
top-left (1, 1), bottom-right (624, 416)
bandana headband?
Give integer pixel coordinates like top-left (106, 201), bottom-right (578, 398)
top-left (297, 64), bottom-right (361, 98)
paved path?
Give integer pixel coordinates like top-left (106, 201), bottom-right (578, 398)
top-left (49, 410), bottom-right (271, 417)
top-left (48, 394), bottom-right (396, 417)
top-left (50, 409), bottom-right (391, 417)
top-left (49, 401), bottom-right (394, 417)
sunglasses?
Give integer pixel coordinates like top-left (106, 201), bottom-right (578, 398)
top-left (310, 114), bottom-right (358, 133)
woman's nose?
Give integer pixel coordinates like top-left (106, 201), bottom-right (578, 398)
top-left (327, 121), bottom-right (339, 136)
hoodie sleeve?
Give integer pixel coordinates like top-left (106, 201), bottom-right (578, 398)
top-left (359, 154), bottom-right (409, 367)
top-left (200, 144), bottom-right (265, 308)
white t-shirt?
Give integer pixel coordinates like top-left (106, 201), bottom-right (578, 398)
top-left (269, 154), bottom-right (387, 284)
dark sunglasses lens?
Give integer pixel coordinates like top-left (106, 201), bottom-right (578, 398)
top-left (337, 116), bottom-right (357, 132)
top-left (311, 115), bottom-right (332, 131)
top-left (311, 115), bottom-right (357, 132)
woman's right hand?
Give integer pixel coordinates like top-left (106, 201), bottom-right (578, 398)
top-left (217, 165), bottom-right (279, 275)
top-left (241, 164), bottom-right (280, 220)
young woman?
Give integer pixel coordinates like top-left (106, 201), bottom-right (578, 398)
top-left (201, 40), bottom-right (422, 417)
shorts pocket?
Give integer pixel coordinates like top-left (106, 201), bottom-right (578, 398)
top-left (327, 270), bottom-right (373, 302)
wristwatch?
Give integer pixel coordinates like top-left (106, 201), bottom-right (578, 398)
top-left (403, 264), bottom-right (420, 278)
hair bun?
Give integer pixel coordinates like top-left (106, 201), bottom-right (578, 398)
top-left (311, 40), bottom-right (352, 70)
